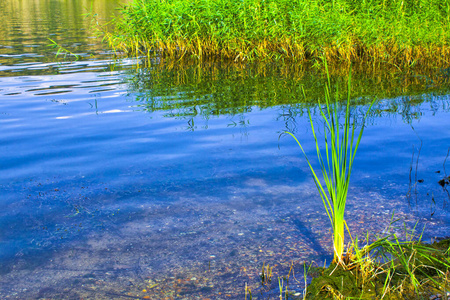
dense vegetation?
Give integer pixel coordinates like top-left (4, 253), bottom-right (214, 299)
top-left (105, 0), bottom-right (450, 67)
top-left (303, 235), bottom-right (450, 299)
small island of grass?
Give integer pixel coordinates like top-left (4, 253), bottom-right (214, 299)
top-left (302, 235), bottom-right (450, 299)
top-left (104, 0), bottom-right (450, 69)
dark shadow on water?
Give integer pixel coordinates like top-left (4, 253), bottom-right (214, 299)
top-left (291, 217), bottom-right (330, 259)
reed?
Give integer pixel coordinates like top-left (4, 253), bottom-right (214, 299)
top-left (285, 61), bottom-right (374, 265)
top-left (103, 0), bottom-right (450, 68)
top-left (284, 63), bottom-right (450, 297)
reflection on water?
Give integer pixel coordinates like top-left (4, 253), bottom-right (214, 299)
top-left (0, 0), bottom-right (127, 75)
top-left (0, 0), bottom-right (450, 299)
top-left (127, 61), bottom-right (450, 130)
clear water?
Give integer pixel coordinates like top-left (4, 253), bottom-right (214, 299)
top-left (1, 1), bottom-right (450, 299)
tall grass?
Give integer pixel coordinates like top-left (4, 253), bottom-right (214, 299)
top-left (285, 63), bottom-right (450, 296)
top-left (285, 62), bottom-right (374, 265)
top-left (104, 0), bottom-right (450, 67)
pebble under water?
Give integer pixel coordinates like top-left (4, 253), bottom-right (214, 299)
top-left (1, 0), bottom-right (450, 298)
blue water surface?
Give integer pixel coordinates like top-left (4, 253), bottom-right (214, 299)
top-left (0, 0), bottom-right (450, 298)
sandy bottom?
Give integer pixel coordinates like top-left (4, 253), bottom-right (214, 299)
top-left (2, 178), bottom-right (435, 300)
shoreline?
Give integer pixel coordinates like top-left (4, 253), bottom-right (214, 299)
top-left (103, 0), bottom-right (450, 69)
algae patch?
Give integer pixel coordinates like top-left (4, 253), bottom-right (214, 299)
top-left (305, 239), bottom-right (450, 300)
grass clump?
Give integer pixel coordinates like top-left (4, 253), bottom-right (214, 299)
top-left (285, 61), bottom-right (450, 298)
top-left (285, 60), bottom-right (374, 265)
top-left (104, 0), bottom-right (450, 68)
top-left (304, 229), bottom-right (450, 299)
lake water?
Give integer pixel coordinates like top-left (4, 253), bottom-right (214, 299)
top-left (1, 0), bottom-right (450, 299)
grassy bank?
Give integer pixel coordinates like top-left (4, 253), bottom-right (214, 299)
top-left (303, 237), bottom-right (450, 299)
top-left (104, 0), bottom-right (450, 68)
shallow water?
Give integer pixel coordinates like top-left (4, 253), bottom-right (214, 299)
top-left (1, 1), bottom-right (450, 299)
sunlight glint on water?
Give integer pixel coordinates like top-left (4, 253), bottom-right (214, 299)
top-left (0, 0), bottom-right (449, 298)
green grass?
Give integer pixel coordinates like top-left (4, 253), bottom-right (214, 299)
top-left (285, 61), bottom-right (374, 265)
top-left (103, 0), bottom-right (450, 68)
top-left (304, 224), bottom-right (450, 299)
top-left (282, 62), bottom-right (450, 298)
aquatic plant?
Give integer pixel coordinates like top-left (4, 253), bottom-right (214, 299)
top-left (283, 67), bottom-right (450, 297)
top-left (103, 0), bottom-right (450, 68)
top-left (260, 262), bottom-right (273, 286)
top-left (305, 219), bottom-right (450, 299)
top-left (48, 38), bottom-right (81, 61)
top-left (285, 62), bottom-right (374, 265)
